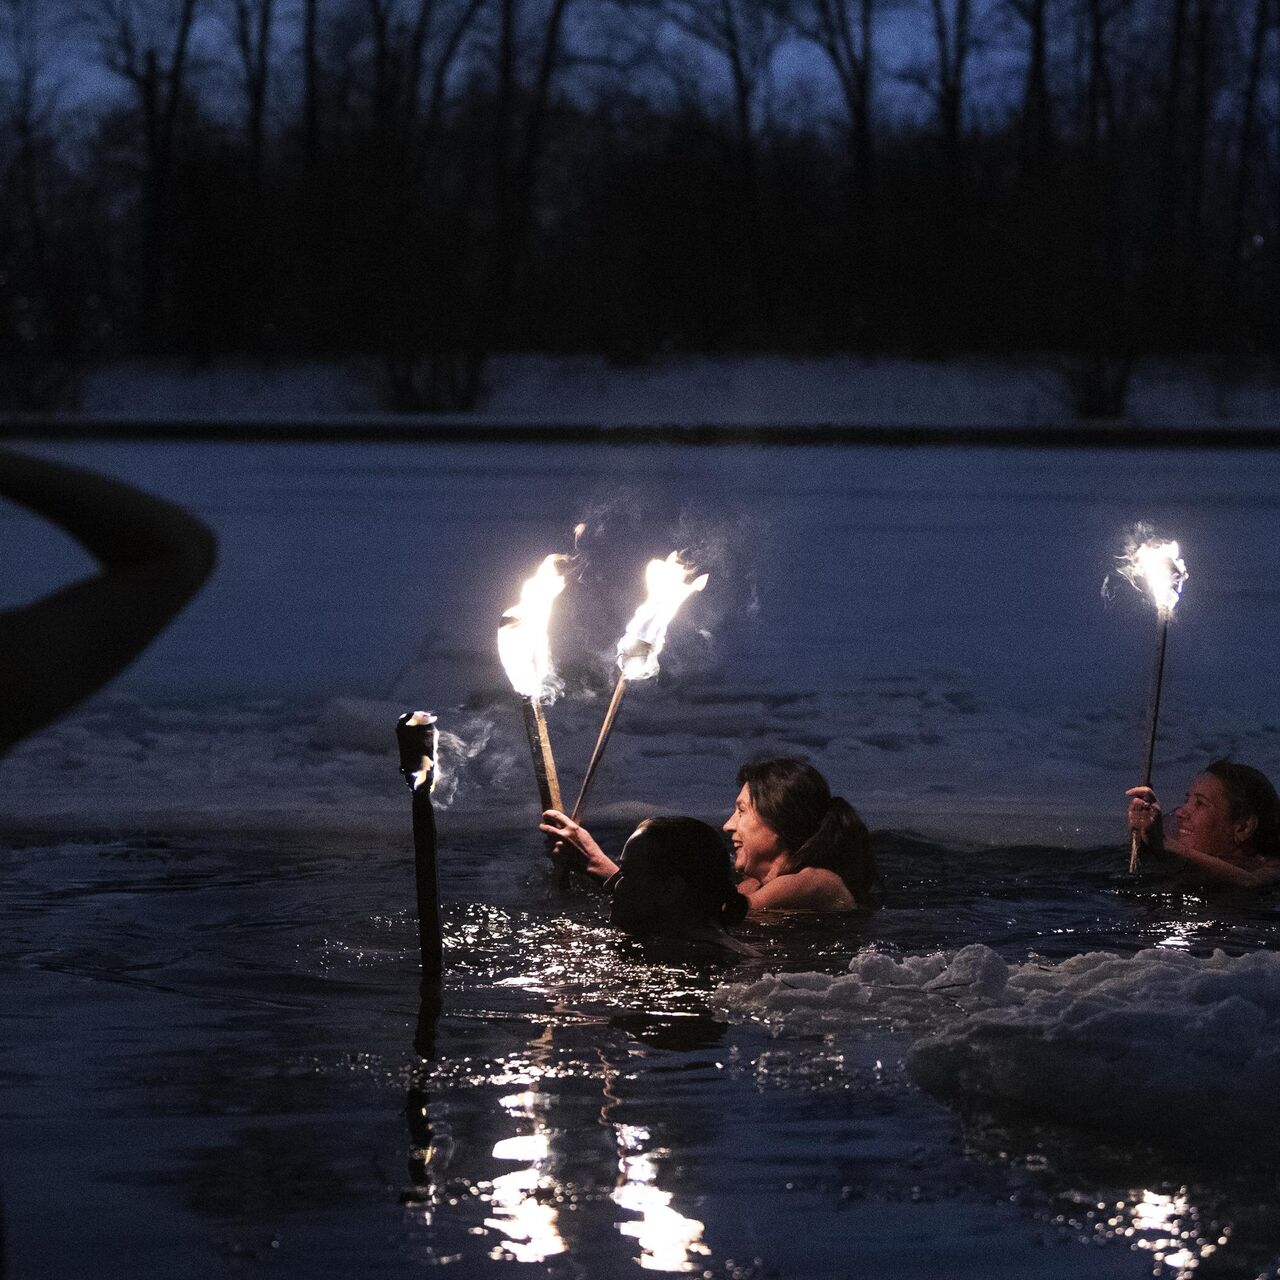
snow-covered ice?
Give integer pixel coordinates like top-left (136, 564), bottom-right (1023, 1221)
top-left (70, 353), bottom-right (1280, 427)
top-left (715, 943), bottom-right (1280, 1152)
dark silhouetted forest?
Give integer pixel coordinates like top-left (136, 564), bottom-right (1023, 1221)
top-left (1, 0), bottom-right (1277, 411)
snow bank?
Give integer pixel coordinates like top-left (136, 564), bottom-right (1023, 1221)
top-left (716, 944), bottom-right (1280, 1152)
top-left (482, 355), bottom-right (1075, 426)
top-left (4, 665), bottom-right (1278, 841)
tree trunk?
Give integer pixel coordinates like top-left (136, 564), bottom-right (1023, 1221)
top-left (232, 0), bottom-right (275, 189)
top-left (1018, 0), bottom-right (1052, 175)
top-left (1223, 0), bottom-right (1269, 341)
top-left (303, 0), bottom-right (319, 164)
top-left (721, 0), bottom-right (777, 336)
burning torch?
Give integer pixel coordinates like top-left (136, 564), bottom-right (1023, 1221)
top-left (396, 709), bottom-right (442, 979)
top-left (498, 555), bottom-right (567, 814)
top-left (1111, 532), bottom-right (1188, 873)
top-left (571, 552), bottom-right (708, 822)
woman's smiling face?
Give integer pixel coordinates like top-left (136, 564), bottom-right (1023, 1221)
top-left (1174, 773), bottom-right (1252, 859)
top-left (723, 784), bottom-right (786, 881)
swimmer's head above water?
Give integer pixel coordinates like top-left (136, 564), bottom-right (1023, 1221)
top-left (1127, 759), bottom-right (1280, 889)
top-left (727, 757), bottom-right (875, 908)
top-left (540, 756), bottom-right (876, 916)
top-left (609, 816), bottom-right (748, 938)
top-left (1201, 760), bottom-right (1280, 856)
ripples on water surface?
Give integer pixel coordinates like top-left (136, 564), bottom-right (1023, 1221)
top-left (5, 825), bottom-right (1280, 1279)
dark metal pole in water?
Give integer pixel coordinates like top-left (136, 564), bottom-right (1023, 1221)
top-left (397, 710), bottom-right (442, 978)
top-left (1131, 616), bottom-right (1171, 874)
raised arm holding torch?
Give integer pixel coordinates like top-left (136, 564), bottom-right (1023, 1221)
top-left (1112, 533), bottom-right (1189, 873)
top-left (571, 552), bottom-right (708, 821)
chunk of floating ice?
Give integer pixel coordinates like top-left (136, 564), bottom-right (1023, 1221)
top-left (714, 945), bottom-right (1280, 1153)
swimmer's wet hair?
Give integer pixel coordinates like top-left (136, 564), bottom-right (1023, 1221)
top-left (1206, 760), bottom-right (1280, 857)
top-left (737, 757), bottom-right (875, 904)
top-left (622, 816), bottom-right (748, 927)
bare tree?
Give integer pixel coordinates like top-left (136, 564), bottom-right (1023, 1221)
top-left (659, 0), bottom-right (784, 334)
top-left (226, 0), bottom-right (276, 187)
top-left (786, 0), bottom-right (879, 325)
top-left (1001, 0), bottom-right (1054, 172)
top-left (900, 0), bottom-right (982, 162)
top-left (1222, 0), bottom-right (1272, 338)
top-left (449, 0), bottom-right (575, 403)
top-left (77, 0), bottom-right (207, 344)
top-left (350, 0), bottom-right (486, 170)
top-left (301, 0), bottom-right (319, 160)
top-left (0, 0), bottom-right (83, 404)
top-left (346, 0), bottom-right (578, 408)
top-left (1060, 0), bottom-right (1141, 416)
top-left (2, 0), bottom-right (54, 273)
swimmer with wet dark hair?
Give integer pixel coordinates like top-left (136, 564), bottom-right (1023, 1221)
top-left (608, 816), bottom-right (750, 945)
top-left (1127, 759), bottom-right (1280, 890)
top-left (540, 756), bottom-right (875, 917)
top-left (541, 811), bottom-right (748, 950)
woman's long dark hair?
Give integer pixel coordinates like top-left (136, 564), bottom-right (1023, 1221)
top-left (1205, 759), bottom-right (1280, 857)
top-left (737, 757), bottom-right (874, 904)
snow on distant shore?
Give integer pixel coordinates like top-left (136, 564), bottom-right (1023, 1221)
top-left (73, 354), bottom-right (1280, 427)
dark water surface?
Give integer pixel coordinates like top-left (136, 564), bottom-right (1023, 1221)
top-left (5, 825), bottom-right (1280, 1280)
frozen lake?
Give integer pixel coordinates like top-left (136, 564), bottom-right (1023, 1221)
top-left (2, 439), bottom-right (1278, 842)
top-left (3, 437), bottom-right (1280, 1280)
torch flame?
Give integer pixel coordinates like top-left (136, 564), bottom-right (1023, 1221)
top-left (617, 552), bottom-right (709, 680)
top-left (498, 555), bottom-right (567, 699)
top-left (1116, 536), bottom-right (1188, 619)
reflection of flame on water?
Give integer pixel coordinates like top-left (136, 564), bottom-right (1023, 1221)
top-left (1126, 1189), bottom-right (1221, 1276)
top-left (611, 1123), bottom-right (709, 1272)
top-left (1154, 921), bottom-right (1204, 951)
top-left (486, 1089), bottom-right (566, 1263)
top-left (617, 553), bottom-right (709, 681)
top-left (1059, 1186), bottom-right (1229, 1278)
top-left (1110, 531), bottom-right (1188, 619)
top-left (498, 555), bottom-right (568, 700)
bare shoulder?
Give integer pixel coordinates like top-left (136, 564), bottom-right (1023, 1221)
top-left (1249, 860), bottom-right (1280, 888)
top-left (748, 867), bottom-right (857, 913)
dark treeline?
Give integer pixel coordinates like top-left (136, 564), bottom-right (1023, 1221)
top-left (1, 0), bottom-right (1277, 412)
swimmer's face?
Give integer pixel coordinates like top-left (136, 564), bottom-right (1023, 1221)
top-left (1174, 773), bottom-right (1255, 860)
top-left (724, 784), bottom-right (785, 881)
